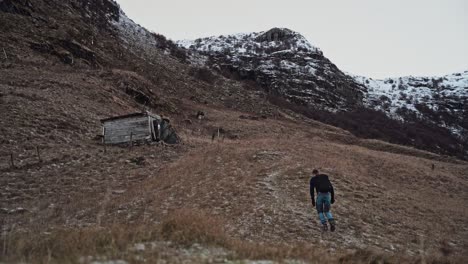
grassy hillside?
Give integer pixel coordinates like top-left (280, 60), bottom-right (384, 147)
top-left (1, 1), bottom-right (467, 263)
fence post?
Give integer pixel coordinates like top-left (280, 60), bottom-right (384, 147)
top-left (102, 127), bottom-right (107, 154)
top-left (36, 146), bottom-right (42, 163)
top-left (10, 153), bottom-right (14, 168)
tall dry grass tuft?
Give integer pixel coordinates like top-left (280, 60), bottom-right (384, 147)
top-left (1, 224), bottom-right (160, 263)
top-left (161, 208), bottom-right (228, 247)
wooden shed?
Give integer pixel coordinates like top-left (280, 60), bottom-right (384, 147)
top-left (100, 112), bottom-right (179, 145)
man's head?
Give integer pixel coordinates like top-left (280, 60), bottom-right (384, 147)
top-left (312, 169), bottom-right (319, 175)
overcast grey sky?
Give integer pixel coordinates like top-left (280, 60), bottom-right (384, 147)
top-left (115, 0), bottom-right (468, 78)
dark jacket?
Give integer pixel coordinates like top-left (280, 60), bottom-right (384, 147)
top-left (309, 174), bottom-right (334, 204)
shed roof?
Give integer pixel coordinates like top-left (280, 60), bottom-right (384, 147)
top-left (100, 112), bottom-right (160, 123)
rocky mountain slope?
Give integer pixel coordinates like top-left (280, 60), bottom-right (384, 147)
top-left (178, 30), bottom-right (468, 159)
top-left (354, 72), bottom-right (468, 139)
top-left (178, 28), bottom-right (366, 111)
top-left (1, 0), bottom-right (467, 263)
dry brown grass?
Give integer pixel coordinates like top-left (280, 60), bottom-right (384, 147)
top-left (1, 224), bottom-right (159, 264)
top-left (227, 240), bottom-right (330, 262)
top-left (158, 209), bottom-right (461, 263)
top-left (160, 209), bottom-right (330, 261)
top-left (2, 208), bottom-right (465, 263)
top-left (161, 208), bottom-right (228, 246)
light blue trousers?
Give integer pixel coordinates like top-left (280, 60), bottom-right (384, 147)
top-left (316, 192), bottom-right (333, 224)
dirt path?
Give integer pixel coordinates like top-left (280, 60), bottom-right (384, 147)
top-left (259, 163), bottom-right (361, 250)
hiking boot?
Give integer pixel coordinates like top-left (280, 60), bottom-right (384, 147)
top-left (322, 223), bottom-right (328, 232)
top-left (329, 219), bottom-right (336, 232)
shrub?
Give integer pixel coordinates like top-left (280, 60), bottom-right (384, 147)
top-left (188, 67), bottom-right (218, 84)
top-left (152, 33), bottom-right (188, 62)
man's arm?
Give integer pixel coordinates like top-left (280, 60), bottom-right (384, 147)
top-left (310, 178), bottom-right (315, 206)
top-left (329, 179), bottom-right (335, 204)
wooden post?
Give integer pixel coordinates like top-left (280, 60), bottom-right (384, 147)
top-left (419, 235), bottom-right (426, 264)
top-left (2, 223), bottom-right (6, 257)
top-left (10, 153), bottom-right (14, 168)
top-left (102, 127), bottom-right (107, 154)
top-left (36, 146), bottom-right (42, 163)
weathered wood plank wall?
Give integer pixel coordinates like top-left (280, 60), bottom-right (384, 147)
top-left (103, 116), bottom-right (150, 144)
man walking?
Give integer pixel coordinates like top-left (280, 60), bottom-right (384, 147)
top-left (310, 169), bottom-right (336, 231)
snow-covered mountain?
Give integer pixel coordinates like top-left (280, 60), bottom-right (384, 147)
top-left (177, 28), bottom-right (321, 55)
top-left (177, 29), bottom-right (468, 144)
top-left (177, 28), bottom-right (366, 111)
top-left (104, 1), bottom-right (187, 62)
top-left (354, 72), bottom-right (468, 137)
